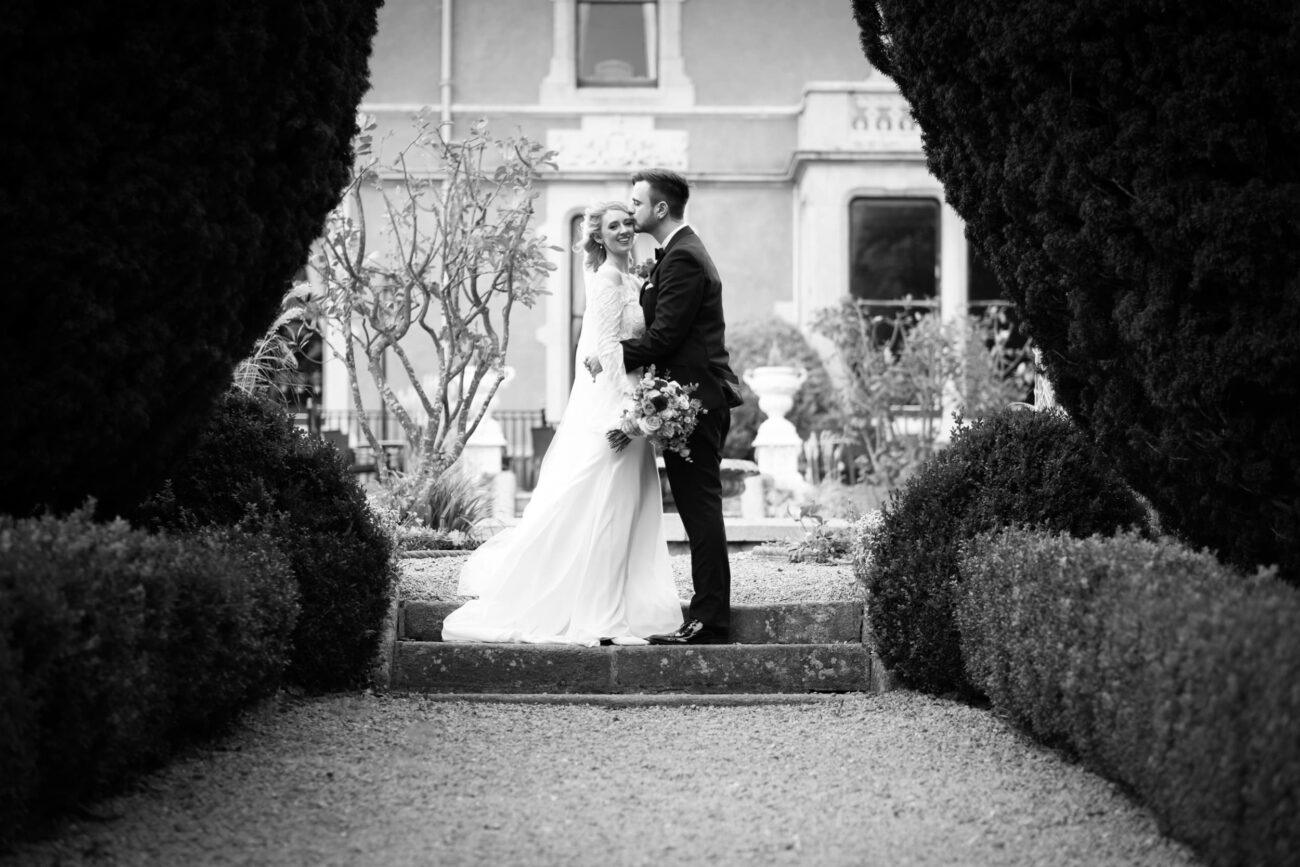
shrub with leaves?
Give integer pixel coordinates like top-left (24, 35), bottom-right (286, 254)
top-left (959, 529), bottom-right (1300, 866)
top-left (372, 467), bottom-right (491, 535)
top-left (133, 390), bottom-right (396, 692)
top-left (0, 509), bottom-right (297, 845)
top-left (813, 303), bottom-right (1031, 487)
top-left (862, 407), bottom-right (1148, 694)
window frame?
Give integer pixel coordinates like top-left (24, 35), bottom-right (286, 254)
top-left (540, 0), bottom-right (693, 107)
top-left (575, 0), bottom-right (659, 90)
top-left (847, 196), bottom-right (942, 315)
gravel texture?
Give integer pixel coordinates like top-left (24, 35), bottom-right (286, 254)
top-left (2, 692), bottom-right (1199, 867)
top-left (1, 555), bottom-right (1202, 866)
top-left (399, 550), bottom-right (866, 606)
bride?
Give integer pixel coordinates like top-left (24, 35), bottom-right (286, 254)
top-left (440, 201), bottom-right (684, 646)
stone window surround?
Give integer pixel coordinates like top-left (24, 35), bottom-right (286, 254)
top-left (540, 0), bottom-right (695, 107)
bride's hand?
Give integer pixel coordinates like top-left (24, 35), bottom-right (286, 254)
top-left (584, 357), bottom-right (603, 379)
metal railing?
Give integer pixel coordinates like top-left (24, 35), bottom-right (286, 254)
top-left (494, 409), bottom-right (553, 491)
top-left (294, 407), bottom-right (555, 491)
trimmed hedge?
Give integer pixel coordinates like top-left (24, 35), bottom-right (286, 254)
top-left (862, 407), bottom-right (1148, 694)
top-left (852, 0), bottom-right (1300, 584)
top-left (0, 510), bottom-right (298, 845)
top-left (0, 1), bottom-right (382, 519)
top-left (958, 529), bottom-right (1300, 867)
top-left (134, 391), bottom-right (397, 691)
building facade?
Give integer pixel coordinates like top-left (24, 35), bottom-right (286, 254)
top-left (319, 0), bottom-right (998, 454)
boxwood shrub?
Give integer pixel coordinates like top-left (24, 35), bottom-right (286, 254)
top-left (134, 390), bottom-right (397, 691)
top-left (861, 407), bottom-right (1148, 694)
top-left (958, 529), bottom-right (1299, 867)
top-left (0, 509), bottom-right (297, 846)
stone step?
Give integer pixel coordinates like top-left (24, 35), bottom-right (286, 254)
top-left (401, 600), bottom-right (864, 645)
top-left (391, 641), bottom-right (877, 694)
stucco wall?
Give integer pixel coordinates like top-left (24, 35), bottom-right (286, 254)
top-left (662, 116), bottom-right (796, 175)
top-left (454, 0), bottom-right (553, 105)
top-left (686, 181), bottom-right (793, 324)
top-left (368, 0), bottom-right (443, 104)
top-left (684, 0), bottom-right (869, 105)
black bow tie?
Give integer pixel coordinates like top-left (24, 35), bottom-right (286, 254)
top-left (653, 247), bottom-right (665, 261)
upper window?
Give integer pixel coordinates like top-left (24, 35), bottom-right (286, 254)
top-left (577, 1), bottom-right (658, 88)
top-left (541, 0), bottom-right (690, 106)
top-left (848, 198), bottom-right (940, 310)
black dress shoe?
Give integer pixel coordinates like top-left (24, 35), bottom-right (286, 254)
top-left (647, 620), bottom-right (729, 646)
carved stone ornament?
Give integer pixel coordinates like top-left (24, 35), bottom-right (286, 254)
top-left (548, 127), bottom-right (689, 174)
top-left (848, 91), bottom-right (923, 151)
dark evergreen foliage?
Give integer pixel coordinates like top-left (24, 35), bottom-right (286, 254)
top-left (0, 1), bottom-right (382, 519)
top-left (852, 0), bottom-right (1300, 583)
top-left (133, 391), bottom-right (397, 692)
top-left (862, 408), bottom-right (1148, 694)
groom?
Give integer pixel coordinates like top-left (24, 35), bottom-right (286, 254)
top-left (621, 168), bottom-right (741, 645)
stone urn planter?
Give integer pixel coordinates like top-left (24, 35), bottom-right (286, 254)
top-left (743, 365), bottom-right (809, 500)
top-left (657, 457), bottom-right (760, 511)
top-left (744, 365), bottom-right (806, 428)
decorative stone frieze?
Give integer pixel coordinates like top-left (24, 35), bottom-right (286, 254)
top-left (847, 91), bottom-right (922, 150)
top-left (548, 117), bottom-right (689, 173)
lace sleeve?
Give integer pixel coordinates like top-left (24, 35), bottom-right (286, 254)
top-left (587, 271), bottom-right (629, 392)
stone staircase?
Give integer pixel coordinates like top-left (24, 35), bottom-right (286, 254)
top-left (390, 598), bottom-right (890, 695)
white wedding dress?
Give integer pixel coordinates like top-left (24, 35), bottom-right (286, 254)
top-left (440, 263), bottom-right (684, 646)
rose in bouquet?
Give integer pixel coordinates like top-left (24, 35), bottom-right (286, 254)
top-left (607, 365), bottom-right (706, 461)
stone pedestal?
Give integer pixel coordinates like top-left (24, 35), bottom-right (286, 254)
top-left (459, 366), bottom-right (512, 476)
top-left (744, 365), bottom-right (811, 507)
top-left (741, 474), bottom-right (766, 520)
top-left (491, 470), bottom-right (517, 523)
top-left (458, 367), bottom-right (514, 519)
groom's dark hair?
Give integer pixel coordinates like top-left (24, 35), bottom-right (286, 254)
top-left (632, 168), bottom-right (689, 220)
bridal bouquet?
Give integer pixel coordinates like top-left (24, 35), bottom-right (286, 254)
top-left (607, 366), bottom-right (705, 461)
top-left (632, 257), bottom-right (655, 279)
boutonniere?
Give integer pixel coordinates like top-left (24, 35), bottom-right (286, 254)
top-left (632, 258), bottom-right (654, 280)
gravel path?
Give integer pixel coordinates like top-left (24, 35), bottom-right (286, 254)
top-left (2, 692), bottom-right (1198, 867)
top-left (1, 555), bottom-right (1202, 866)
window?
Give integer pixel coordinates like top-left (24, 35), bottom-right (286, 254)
top-left (577, 1), bottom-right (657, 88)
top-left (568, 214), bottom-right (589, 386)
top-left (848, 198), bottom-right (940, 314)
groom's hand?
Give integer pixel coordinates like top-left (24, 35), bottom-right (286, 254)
top-left (584, 357), bottom-right (603, 380)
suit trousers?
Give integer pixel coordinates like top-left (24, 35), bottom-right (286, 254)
top-left (663, 406), bottom-right (732, 630)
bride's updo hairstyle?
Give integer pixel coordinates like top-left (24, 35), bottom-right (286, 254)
top-left (573, 200), bottom-right (631, 272)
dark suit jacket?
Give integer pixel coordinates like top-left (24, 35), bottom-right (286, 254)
top-left (621, 226), bottom-right (738, 412)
